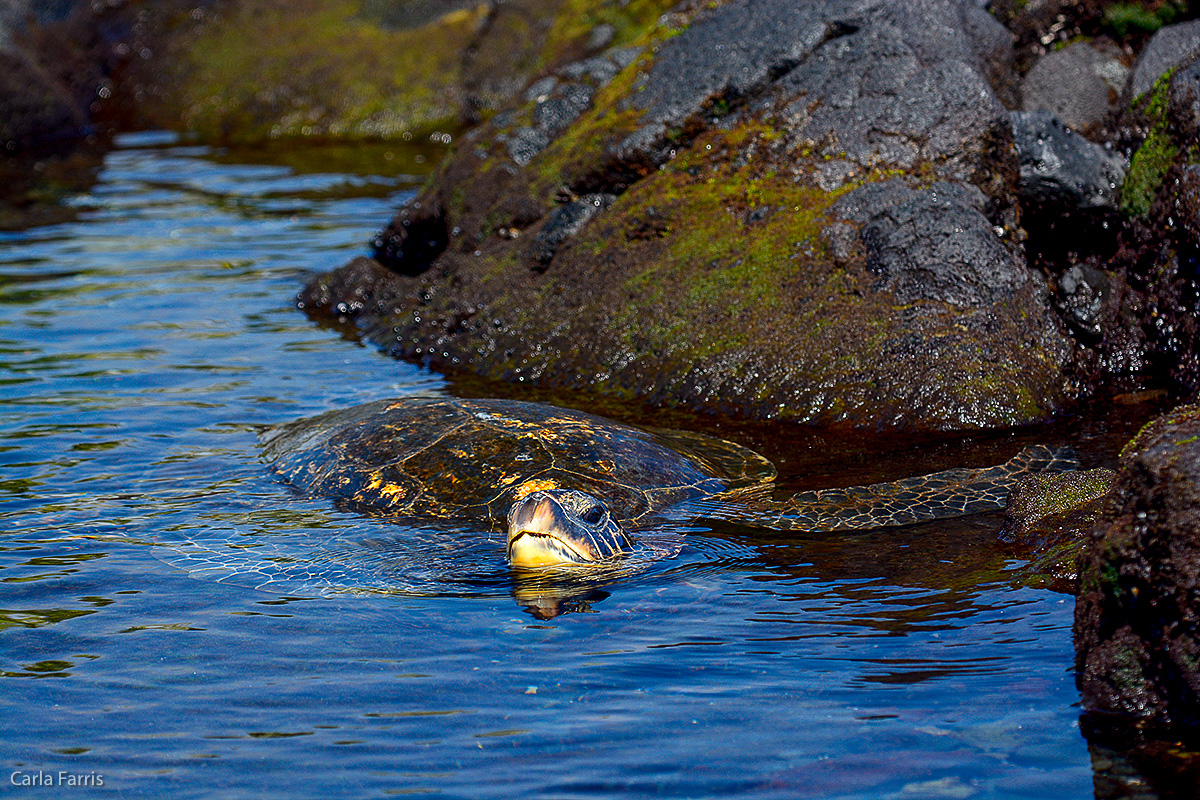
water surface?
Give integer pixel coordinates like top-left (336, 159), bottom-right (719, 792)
top-left (1, 132), bottom-right (1097, 798)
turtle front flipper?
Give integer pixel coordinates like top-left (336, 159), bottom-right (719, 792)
top-left (704, 445), bottom-right (1079, 532)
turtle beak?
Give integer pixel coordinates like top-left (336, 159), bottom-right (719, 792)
top-left (506, 494), bottom-right (598, 567)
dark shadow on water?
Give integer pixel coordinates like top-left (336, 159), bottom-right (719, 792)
top-left (1083, 718), bottom-right (1200, 800)
top-left (0, 145), bottom-right (107, 231)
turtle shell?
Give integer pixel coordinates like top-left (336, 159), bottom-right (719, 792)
top-left (260, 397), bottom-right (776, 529)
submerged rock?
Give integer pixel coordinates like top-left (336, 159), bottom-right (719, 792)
top-left (1075, 403), bottom-right (1200, 739)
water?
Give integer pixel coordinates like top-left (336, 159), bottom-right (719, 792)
top-left (0, 132), bottom-right (1095, 798)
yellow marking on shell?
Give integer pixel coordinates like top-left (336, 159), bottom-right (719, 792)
top-left (364, 473), bottom-right (406, 500)
top-left (376, 482), bottom-right (406, 500)
top-left (513, 479), bottom-right (560, 500)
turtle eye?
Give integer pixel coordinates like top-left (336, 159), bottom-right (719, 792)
top-left (580, 504), bottom-right (606, 525)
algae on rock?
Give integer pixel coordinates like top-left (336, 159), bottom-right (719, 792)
top-left (302, 0), bottom-right (1078, 431)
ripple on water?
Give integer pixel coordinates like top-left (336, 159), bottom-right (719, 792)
top-left (0, 132), bottom-right (1099, 799)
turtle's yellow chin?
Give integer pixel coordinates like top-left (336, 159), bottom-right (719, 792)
top-left (506, 530), bottom-right (595, 567)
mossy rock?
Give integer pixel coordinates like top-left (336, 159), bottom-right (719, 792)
top-left (1075, 402), bottom-right (1200, 739)
top-left (1121, 70), bottom-right (1182, 216)
top-left (303, 0), bottom-right (1077, 430)
top-left (122, 0), bottom-right (681, 145)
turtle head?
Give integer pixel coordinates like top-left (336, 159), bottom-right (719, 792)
top-left (505, 489), bottom-right (629, 567)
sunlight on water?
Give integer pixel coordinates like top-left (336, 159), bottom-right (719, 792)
top-left (0, 132), bottom-right (1095, 799)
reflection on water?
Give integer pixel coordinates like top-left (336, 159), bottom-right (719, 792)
top-left (0, 132), bottom-right (1103, 798)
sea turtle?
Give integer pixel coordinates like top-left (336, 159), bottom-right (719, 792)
top-left (260, 396), bottom-right (1074, 569)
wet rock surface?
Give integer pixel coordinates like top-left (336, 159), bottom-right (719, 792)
top-left (1011, 110), bottom-right (1125, 209)
top-left (1075, 404), bottom-right (1200, 740)
top-left (306, 0), bottom-right (1086, 431)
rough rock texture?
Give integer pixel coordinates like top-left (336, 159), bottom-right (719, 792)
top-left (1127, 17), bottom-right (1200, 102)
top-left (1011, 110), bottom-right (1126, 210)
top-left (829, 180), bottom-right (1027, 306)
top-left (305, 0), bottom-right (1077, 431)
top-left (1075, 403), bottom-right (1200, 738)
top-left (1020, 38), bottom-right (1127, 133)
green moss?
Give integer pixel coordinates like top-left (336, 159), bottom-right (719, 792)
top-left (578, 130), bottom-right (854, 359)
top-left (170, 0), bottom-right (488, 143)
top-left (523, 48), bottom-right (655, 194)
top-left (1103, 1), bottom-right (1187, 38)
top-left (539, 0), bottom-right (680, 68)
top-left (1121, 69), bottom-right (1181, 216)
top-left (1122, 128), bottom-right (1179, 216)
top-left (516, 4), bottom-right (696, 198)
top-left (1120, 403), bottom-right (1200, 458)
top-left (1018, 469), bottom-right (1119, 518)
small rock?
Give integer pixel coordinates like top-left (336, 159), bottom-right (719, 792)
top-left (523, 76), bottom-right (558, 103)
top-left (506, 126), bottom-right (551, 167)
top-left (1010, 110), bottom-right (1126, 210)
top-left (587, 23), bottom-right (615, 51)
top-left (559, 54), bottom-right (619, 85)
top-left (1126, 18), bottom-right (1200, 102)
top-left (532, 84), bottom-right (594, 138)
top-left (1020, 39), bottom-right (1127, 133)
top-left (1056, 263), bottom-right (1110, 338)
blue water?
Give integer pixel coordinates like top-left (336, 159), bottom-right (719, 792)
top-left (0, 133), bottom-right (1094, 798)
